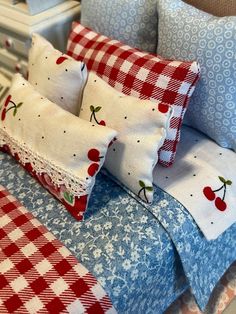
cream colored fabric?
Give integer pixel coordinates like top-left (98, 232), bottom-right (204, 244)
top-left (28, 34), bottom-right (87, 115)
top-left (80, 72), bottom-right (172, 203)
top-left (0, 74), bottom-right (117, 203)
top-left (183, 0), bottom-right (236, 16)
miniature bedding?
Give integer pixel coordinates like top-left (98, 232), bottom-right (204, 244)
top-left (154, 126), bottom-right (236, 240)
top-left (0, 74), bottom-right (117, 221)
top-left (1, 125), bottom-right (236, 314)
top-left (0, 185), bottom-right (115, 314)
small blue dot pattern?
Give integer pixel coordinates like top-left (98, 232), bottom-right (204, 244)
top-left (81, 0), bottom-right (158, 53)
top-left (157, 0), bottom-right (236, 152)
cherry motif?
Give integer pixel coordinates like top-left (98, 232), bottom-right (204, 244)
top-left (138, 180), bottom-right (153, 203)
top-left (1, 94), bottom-right (23, 121)
top-left (1, 109), bottom-right (6, 121)
top-left (89, 105), bottom-right (106, 126)
top-left (4, 95), bottom-right (12, 107)
top-left (215, 197), bottom-right (227, 212)
top-left (56, 56), bottom-right (68, 64)
top-left (87, 148), bottom-right (103, 177)
top-left (1, 95), bottom-right (12, 120)
top-left (203, 176), bottom-right (232, 212)
top-left (158, 103), bottom-right (169, 114)
top-left (203, 186), bottom-right (215, 201)
top-left (88, 163), bottom-right (99, 177)
top-left (99, 120), bottom-right (106, 126)
top-left (87, 148), bottom-right (103, 162)
top-left (88, 148), bottom-right (100, 162)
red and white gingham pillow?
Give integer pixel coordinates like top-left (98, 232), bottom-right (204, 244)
top-left (67, 22), bottom-right (200, 167)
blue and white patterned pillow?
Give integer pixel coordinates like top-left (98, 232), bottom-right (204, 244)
top-left (156, 0), bottom-right (236, 152)
top-left (81, 0), bottom-right (158, 53)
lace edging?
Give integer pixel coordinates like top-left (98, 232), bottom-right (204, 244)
top-left (0, 127), bottom-right (92, 197)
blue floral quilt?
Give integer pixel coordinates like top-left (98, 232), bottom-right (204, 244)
top-left (1, 152), bottom-right (236, 313)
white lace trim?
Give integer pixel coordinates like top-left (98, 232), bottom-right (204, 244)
top-left (0, 127), bottom-right (92, 196)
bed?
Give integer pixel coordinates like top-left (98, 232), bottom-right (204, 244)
top-left (1, 125), bottom-right (236, 313)
top-left (0, 0), bottom-right (236, 313)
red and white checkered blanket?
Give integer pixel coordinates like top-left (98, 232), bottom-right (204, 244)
top-left (0, 185), bottom-right (116, 314)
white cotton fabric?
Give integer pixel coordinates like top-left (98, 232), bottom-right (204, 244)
top-left (0, 74), bottom-right (117, 197)
top-left (28, 34), bottom-right (87, 115)
top-left (80, 72), bottom-right (172, 203)
top-left (154, 126), bottom-right (236, 240)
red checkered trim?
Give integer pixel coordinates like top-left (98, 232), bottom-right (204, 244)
top-left (0, 185), bottom-right (116, 314)
top-left (67, 23), bottom-right (200, 167)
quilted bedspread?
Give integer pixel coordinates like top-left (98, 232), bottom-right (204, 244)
top-left (1, 151), bottom-right (236, 313)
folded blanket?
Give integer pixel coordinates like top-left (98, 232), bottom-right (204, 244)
top-left (0, 185), bottom-right (115, 314)
top-left (154, 126), bottom-right (236, 240)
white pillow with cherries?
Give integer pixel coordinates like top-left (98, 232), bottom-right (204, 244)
top-left (0, 74), bottom-right (117, 220)
top-left (79, 72), bottom-right (172, 203)
top-left (28, 33), bottom-right (87, 115)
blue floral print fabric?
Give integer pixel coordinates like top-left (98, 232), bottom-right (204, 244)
top-left (1, 152), bottom-right (236, 313)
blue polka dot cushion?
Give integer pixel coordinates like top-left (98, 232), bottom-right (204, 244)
top-left (81, 0), bottom-right (158, 53)
top-left (156, 0), bottom-right (236, 152)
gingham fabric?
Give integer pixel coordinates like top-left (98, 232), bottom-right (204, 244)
top-left (67, 23), bottom-right (200, 167)
top-left (0, 185), bottom-right (116, 314)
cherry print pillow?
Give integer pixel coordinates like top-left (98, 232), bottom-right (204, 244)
top-left (67, 22), bottom-right (201, 167)
top-left (28, 33), bottom-right (87, 115)
top-left (79, 72), bottom-right (172, 203)
top-left (0, 74), bottom-right (117, 221)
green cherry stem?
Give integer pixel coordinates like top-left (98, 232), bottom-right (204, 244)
top-left (222, 184), bottom-right (226, 201)
top-left (89, 112), bottom-right (93, 122)
top-left (143, 188), bottom-right (148, 203)
top-left (138, 187), bottom-right (149, 203)
top-left (6, 105), bottom-right (15, 113)
top-left (212, 184), bottom-right (225, 193)
top-left (90, 111), bottom-right (99, 124)
top-left (6, 100), bottom-right (17, 113)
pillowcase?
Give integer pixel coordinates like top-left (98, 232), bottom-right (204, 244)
top-left (67, 22), bottom-right (200, 167)
top-left (81, 0), bottom-right (158, 53)
top-left (80, 71), bottom-right (172, 203)
top-left (28, 33), bottom-right (87, 115)
top-left (0, 74), bottom-right (117, 220)
top-left (156, 0), bottom-right (236, 152)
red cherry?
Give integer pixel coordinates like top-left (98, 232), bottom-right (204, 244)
top-left (88, 163), bottom-right (99, 176)
top-left (215, 197), bottom-right (227, 211)
top-left (4, 95), bottom-right (11, 107)
top-left (99, 120), bottom-right (106, 126)
top-left (203, 186), bottom-right (215, 201)
top-left (56, 56), bottom-right (68, 64)
top-left (158, 103), bottom-right (169, 114)
top-left (88, 148), bottom-right (100, 162)
top-left (1, 108), bottom-right (6, 121)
